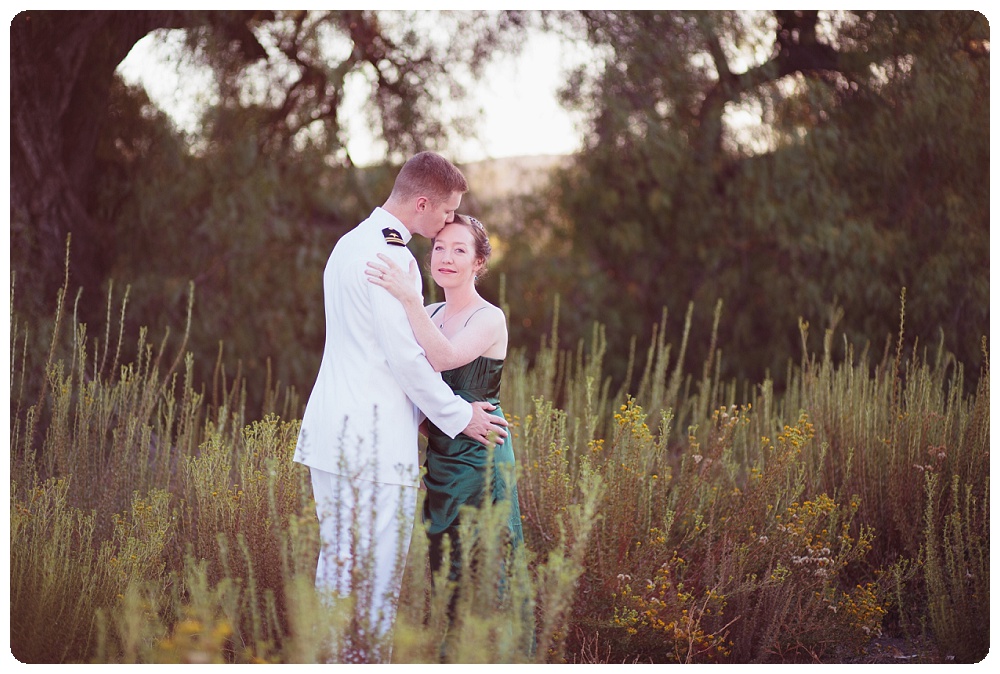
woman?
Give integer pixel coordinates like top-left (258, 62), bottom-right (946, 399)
top-left (365, 214), bottom-right (524, 585)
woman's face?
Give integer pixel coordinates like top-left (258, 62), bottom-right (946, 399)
top-left (430, 222), bottom-right (483, 290)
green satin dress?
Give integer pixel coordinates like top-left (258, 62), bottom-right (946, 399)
top-left (423, 354), bottom-right (524, 579)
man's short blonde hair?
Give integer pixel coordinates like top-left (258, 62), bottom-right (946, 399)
top-left (390, 151), bottom-right (468, 205)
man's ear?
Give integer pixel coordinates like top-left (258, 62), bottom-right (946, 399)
top-left (415, 196), bottom-right (428, 212)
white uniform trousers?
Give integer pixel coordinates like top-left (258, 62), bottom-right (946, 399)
top-left (310, 467), bottom-right (418, 660)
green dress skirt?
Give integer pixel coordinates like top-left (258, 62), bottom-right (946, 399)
top-left (423, 355), bottom-right (524, 580)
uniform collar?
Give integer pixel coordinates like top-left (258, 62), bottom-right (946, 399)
top-left (372, 207), bottom-right (413, 244)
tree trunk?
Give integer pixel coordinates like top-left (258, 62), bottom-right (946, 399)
top-left (11, 10), bottom-right (187, 314)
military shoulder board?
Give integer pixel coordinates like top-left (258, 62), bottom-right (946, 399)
top-left (382, 228), bottom-right (405, 246)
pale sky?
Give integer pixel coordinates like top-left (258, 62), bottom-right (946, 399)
top-left (117, 22), bottom-right (589, 166)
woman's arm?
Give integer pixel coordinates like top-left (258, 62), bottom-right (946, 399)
top-left (366, 255), bottom-right (501, 371)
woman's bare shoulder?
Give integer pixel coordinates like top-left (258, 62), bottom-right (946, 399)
top-left (473, 301), bottom-right (508, 328)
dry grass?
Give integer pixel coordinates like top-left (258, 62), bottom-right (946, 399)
top-left (8, 269), bottom-right (989, 663)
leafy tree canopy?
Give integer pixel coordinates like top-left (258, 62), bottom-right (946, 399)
top-left (498, 10), bottom-right (988, 391)
top-left (10, 10), bottom-right (988, 414)
top-left (11, 9), bottom-right (528, 410)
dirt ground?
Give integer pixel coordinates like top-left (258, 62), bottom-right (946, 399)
top-left (830, 635), bottom-right (950, 664)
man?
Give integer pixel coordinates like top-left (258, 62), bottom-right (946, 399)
top-left (293, 151), bottom-right (508, 661)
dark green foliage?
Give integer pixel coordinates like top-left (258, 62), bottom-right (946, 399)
top-left (97, 76), bottom-right (370, 414)
top-left (498, 10), bottom-right (988, 393)
top-left (10, 9), bottom-right (527, 414)
top-left (11, 10), bottom-right (987, 415)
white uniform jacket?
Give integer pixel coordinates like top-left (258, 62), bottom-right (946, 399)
top-left (293, 208), bottom-right (473, 486)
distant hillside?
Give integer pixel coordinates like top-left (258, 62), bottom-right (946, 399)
top-left (461, 154), bottom-right (572, 202)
